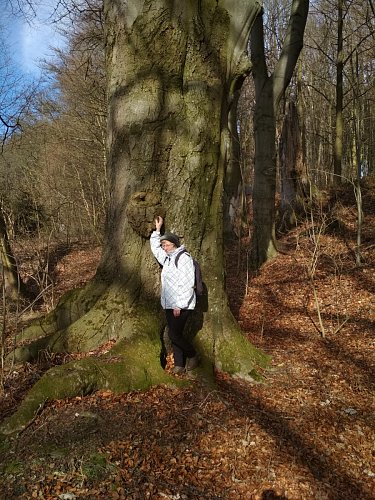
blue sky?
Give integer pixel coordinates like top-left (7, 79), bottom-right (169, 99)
top-left (2, 0), bottom-right (65, 78)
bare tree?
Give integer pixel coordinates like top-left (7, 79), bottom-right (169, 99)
top-left (0, 26), bottom-right (35, 144)
top-left (249, 0), bottom-right (309, 268)
top-left (303, 0), bottom-right (374, 185)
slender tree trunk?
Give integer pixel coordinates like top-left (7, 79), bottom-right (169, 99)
top-left (279, 101), bottom-right (305, 230)
top-left (297, 59), bottom-right (308, 176)
top-left (352, 49), bottom-right (363, 266)
top-left (333, 0), bottom-right (344, 185)
top-left (251, 76), bottom-right (278, 263)
top-left (0, 210), bottom-right (24, 301)
top-left (223, 82), bottom-right (245, 239)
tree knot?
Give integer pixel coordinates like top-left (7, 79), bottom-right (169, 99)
top-left (126, 191), bottom-right (165, 237)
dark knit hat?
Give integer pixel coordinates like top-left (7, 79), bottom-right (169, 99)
top-left (160, 232), bottom-right (180, 248)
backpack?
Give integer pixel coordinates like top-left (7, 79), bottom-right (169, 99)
top-left (175, 249), bottom-right (204, 296)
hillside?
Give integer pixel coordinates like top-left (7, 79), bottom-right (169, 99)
top-left (0, 183), bottom-right (374, 499)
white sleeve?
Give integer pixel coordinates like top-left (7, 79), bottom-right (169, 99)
top-left (150, 231), bottom-right (167, 265)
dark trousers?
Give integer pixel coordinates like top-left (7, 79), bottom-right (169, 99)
top-left (165, 309), bottom-right (196, 367)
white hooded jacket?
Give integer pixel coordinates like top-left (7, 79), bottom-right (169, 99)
top-left (150, 231), bottom-right (196, 310)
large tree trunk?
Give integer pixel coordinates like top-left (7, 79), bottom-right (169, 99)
top-left (1, 0), bottom-right (269, 436)
top-left (249, 0), bottom-right (309, 268)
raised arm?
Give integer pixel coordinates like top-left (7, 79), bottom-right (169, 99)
top-left (150, 216), bottom-right (167, 265)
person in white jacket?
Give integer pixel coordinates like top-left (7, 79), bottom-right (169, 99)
top-left (150, 216), bottom-right (199, 374)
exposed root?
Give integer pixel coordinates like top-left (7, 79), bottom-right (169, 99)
top-left (8, 281), bottom-right (158, 363)
top-left (1, 337), bottom-right (179, 437)
top-left (196, 308), bottom-right (270, 380)
top-left (3, 283), bottom-right (270, 437)
top-left (17, 280), bottom-right (108, 345)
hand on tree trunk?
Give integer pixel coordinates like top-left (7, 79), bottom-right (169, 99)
top-left (155, 215), bottom-right (163, 232)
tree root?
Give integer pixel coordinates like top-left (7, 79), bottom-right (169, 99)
top-left (1, 337), bottom-right (180, 437)
top-left (17, 280), bottom-right (108, 342)
top-left (3, 284), bottom-right (270, 438)
top-left (9, 282), bottom-right (159, 363)
top-left (195, 307), bottom-right (271, 381)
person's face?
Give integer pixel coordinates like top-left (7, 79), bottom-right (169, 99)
top-left (161, 240), bottom-right (176, 254)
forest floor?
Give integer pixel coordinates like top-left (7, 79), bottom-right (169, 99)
top-left (0, 183), bottom-right (374, 499)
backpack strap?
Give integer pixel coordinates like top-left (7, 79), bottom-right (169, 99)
top-left (175, 249), bottom-right (189, 267)
top-left (163, 250), bottom-right (188, 267)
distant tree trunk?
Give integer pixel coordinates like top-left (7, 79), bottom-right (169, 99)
top-left (333, 0), bottom-right (344, 185)
top-left (279, 101), bottom-right (304, 230)
top-left (297, 58), bottom-right (307, 172)
top-left (1, 0), bottom-right (270, 436)
top-left (351, 49), bottom-right (363, 266)
top-left (0, 210), bottom-right (24, 301)
top-left (250, 0), bottom-right (309, 268)
top-left (223, 80), bottom-right (245, 239)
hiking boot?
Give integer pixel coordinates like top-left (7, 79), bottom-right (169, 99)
top-left (172, 366), bottom-right (185, 375)
top-left (186, 355), bottom-right (200, 371)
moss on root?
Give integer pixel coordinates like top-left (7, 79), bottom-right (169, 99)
top-left (1, 337), bottom-right (183, 437)
top-left (19, 280), bottom-right (108, 344)
top-left (3, 283), bottom-right (270, 438)
top-left (221, 334), bottom-right (270, 380)
top-left (193, 309), bottom-right (271, 382)
top-left (9, 286), bottom-right (163, 364)
top-left (215, 331), bottom-right (270, 380)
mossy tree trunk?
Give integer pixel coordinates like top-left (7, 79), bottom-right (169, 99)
top-left (1, 0), bottom-right (270, 436)
top-left (249, 0), bottom-right (309, 268)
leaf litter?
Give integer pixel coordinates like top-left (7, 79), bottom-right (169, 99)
top-left (0, 186), bottom-right (374, 499)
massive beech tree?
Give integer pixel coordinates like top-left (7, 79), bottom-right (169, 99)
top-left (1, 0), bottom-right (271, 436)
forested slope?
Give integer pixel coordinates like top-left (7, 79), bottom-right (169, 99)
top-left (0, 182), bottom-right (374, 499)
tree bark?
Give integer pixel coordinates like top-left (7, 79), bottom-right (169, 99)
top-left (250, 0), bottom-right (309, 268)
top-left (279, 100), bottom-right (308, 230)
top-left (0, 209), bottom-right (24, 301)
top-left (333, 0), bottom-right (344, 185)
top-left (1, 0), bottom-right (270, 436)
